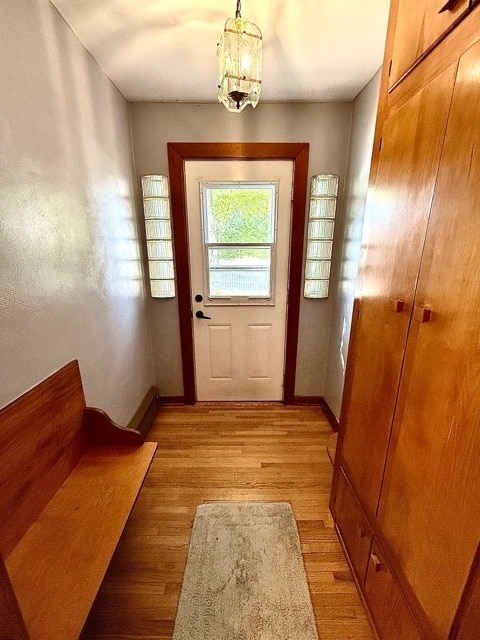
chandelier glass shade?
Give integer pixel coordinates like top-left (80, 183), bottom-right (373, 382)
top-left (217, 3), bottom-right (262, 113)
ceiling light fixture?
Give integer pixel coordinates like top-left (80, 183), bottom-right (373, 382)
top-left (217, 0), bottom-right (262, 113)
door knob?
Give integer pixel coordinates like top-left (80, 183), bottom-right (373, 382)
top-left (195, 310), bottom-right (211, 320)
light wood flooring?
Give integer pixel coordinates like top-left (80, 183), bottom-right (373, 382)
top-left (81, 403), bottom-right (374, 640)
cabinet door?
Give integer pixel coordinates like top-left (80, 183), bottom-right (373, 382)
top-left (364, 542), bottom-right (423, 640)
top-left (378, 39), bottom-right (480, 640)
top-left (340, 61), bottom-right (457, 517)
top-left (389, 0), bottom-right (470, 86)
top-left (333, 469), bottom-right (373, 585)
top-left (452, 546), bottom-right (480, 640)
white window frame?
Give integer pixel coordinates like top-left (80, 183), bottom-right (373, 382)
top-left (200, 181), bottom-right (279, 306)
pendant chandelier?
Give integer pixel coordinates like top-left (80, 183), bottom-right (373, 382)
top-left (217, 0), bottom-right (263, 113)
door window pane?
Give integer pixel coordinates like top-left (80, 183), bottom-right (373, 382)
top-left (201, 182), bottom-right (277, 302)
top-left (203, 184), bottom-right (276, 243)
top-left (208, 247), bottom-right (271, 298)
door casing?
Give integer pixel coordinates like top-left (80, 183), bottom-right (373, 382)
top-left (167, 142), bottom-right (310, 404)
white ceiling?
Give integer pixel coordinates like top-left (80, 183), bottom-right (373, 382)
top-left (49, 0), bottom-right (390, 103)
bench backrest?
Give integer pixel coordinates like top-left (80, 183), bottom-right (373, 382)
top-left (0, 361), bottom-right (88, 559)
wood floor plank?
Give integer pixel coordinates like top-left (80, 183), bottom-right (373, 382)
top-left (81, 404), bottom-right (374, 640)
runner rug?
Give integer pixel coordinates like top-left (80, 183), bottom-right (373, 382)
top-left (172, 502), bottom-right (319, 640)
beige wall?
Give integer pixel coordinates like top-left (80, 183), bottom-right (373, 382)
top-left (130, 102), bottom-right (353, 398)
top-left (324, 71), bottom-right (381, 418)
top-left (0, 0), bottom-right (154, 423)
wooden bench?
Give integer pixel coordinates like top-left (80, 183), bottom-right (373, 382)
top-left (0, 361), bottom-right (157, 640)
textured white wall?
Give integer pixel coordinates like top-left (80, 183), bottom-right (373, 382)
top-left (324, 71), bottom-right (382, 418)
top-left (0, 0), bottom-right (154, 423)
top-left (130, 102), bottom-right (353, 398)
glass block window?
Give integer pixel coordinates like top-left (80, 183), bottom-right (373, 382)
top-left (304, 174), bottom-right (339, 299)
top-left (141, 175), bottom-right (175, 298)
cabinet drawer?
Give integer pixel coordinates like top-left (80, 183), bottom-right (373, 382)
top-left (389, 0), bottom-right (470, 86)
top-left (364, 542), bottom-right (422, 640)
top-left (333, 469), bottom-right (372, 584)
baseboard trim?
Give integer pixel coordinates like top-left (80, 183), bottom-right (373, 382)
top-left (293, 395), bottom-right (322, 405)
top-left (319, 397), bottom-right (339, 433)
top-left (293, 396), bottom-right (339, 432)
top-left (127, 386), bottom-right (160, 437)
top-left (158, 395), bottom-right (185, 405)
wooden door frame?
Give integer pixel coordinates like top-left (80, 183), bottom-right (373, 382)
top-left (167, 142), bottom-right (310, 405)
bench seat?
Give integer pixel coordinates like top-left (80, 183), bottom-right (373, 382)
top-left (0, 361), bottom-right (158, 640)
top-left (6, 443), bottom-right (156, 640)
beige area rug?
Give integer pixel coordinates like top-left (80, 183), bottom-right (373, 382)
top-left (172, 502), bottom-right (319, 640)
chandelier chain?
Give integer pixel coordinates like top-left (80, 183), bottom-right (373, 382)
top-left (236, 0), bottom-right (241, 19)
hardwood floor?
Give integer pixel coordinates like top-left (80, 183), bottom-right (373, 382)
top-left (81, 404), bottom-right (374, 640)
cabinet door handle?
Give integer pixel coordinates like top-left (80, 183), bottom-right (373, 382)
top-left (370, 554), bottom-right (382, 572)
top-left (390, 298), bottom-right (406, 313)
top-left (413, 306), bottom-right (432, 323)
top-left (439, 0), bottom-right (465, 12)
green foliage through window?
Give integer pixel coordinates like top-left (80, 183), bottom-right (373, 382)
top-left (206, 188), bottom-right (273, 244)
top-left (203, 184), bottom-right (276, 297)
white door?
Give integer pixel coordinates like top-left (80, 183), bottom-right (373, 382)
top-left (185, 160), bottom-right (293, 401)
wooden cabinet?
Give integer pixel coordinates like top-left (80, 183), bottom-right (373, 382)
top-left (389, 0), bottom-right (470, 85)
top-left (378, 38), bottom-right (480, 640)
top-left (331, 4), bottom-right (480, 640)
top-left (340, 61), bottom-right (456, 517)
